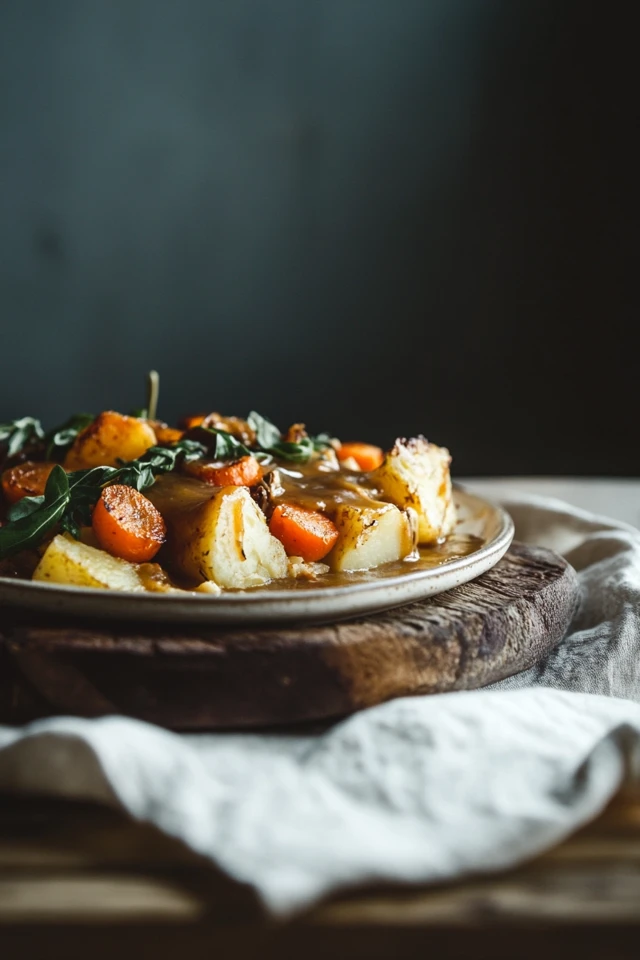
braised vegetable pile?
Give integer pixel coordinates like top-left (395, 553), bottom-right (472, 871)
top-left (0, 397), bottom-right (456, 594)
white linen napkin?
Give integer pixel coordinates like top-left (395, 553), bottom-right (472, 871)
top-left (2, 493), bottom-right (640, 916)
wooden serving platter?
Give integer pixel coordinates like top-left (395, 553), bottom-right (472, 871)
top-left (0, 541), bottom-right (578, 730)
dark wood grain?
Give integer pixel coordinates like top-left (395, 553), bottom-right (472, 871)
top-left (1, 785), bottom-right (640, 959)
top-left (0, 541), bottom-right (578, 730)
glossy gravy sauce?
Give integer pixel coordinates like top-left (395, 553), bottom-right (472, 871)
top-left (254, 534), bottom-right (484, 593)
top-left (149, 464), bottom-right (484, 594)
top-left (271, 461), bottom-right (387, 514)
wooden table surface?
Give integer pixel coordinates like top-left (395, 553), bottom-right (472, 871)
top-left (1, 478), bottom-right (639, 959)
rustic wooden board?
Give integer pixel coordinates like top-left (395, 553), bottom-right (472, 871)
top-left (0, 541), bottom-right (578, 730)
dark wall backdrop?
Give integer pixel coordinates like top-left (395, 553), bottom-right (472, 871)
top-left (0, 1), bottom-right (637, 475)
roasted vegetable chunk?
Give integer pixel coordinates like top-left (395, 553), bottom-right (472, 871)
top-left (92, 484), bottom-right (166, 562)
top-left (327, 501), bottom-right (417, 572)
top-left (1, 461), bottom-right (56, 503)
top-left (64, 412), bottom-right (157, 470)
top-left (1, 390), bottom-right (460, 596)
top-left (371, 437), bottom-right (455, 544)
top-left (269, 503), bottom-right (339, 562)
top-left (147, 476), bottom-right (288, 588)
top-left (33, 534), bottom-right (145, 591)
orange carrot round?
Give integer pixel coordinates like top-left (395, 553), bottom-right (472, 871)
top-left (269, 503), bottom-right (339, 562)
top-left (1, 461), bottom-right (57, 504)
top-left (92, 484), bottom-right (166, 563)
top-left (180, 414), bottom-right (206, 430)
top-left (184, 455), bottom-right (262, 487)
top-left (336, 442), bottom-right (384, 471)
top-left (151, 423), bottom-right (184, 445)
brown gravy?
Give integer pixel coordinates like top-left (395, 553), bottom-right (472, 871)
top-left (147, 464), bottom-right (482, 595)
top-left (272, 463), bottom-right (385, 514)
top-left (135, 534), bottom-right (483, 595)
top-left (253, 535), bottom-right (484, 593)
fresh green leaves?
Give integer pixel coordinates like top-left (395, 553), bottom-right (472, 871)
top-left (115, 439), bottom-right (206, 491)
top-left (247, 411), bottom-right (332, 463)
top-left (45, 413), bottom-right (95, 458)
top-left (0, 413), bottom-right (95, 463)
top-left (59, 440), bottom-right (206, 539)
top-left (6, 493), bottom-right (46, 522)
top-left (0, 417), bottom-right (45, 458)
top-left (186, 412), bottom-right (331, 463)
top-left (59, 466), bottom-right (119, 539)
top-left (0, 400), bottom-right (335, 561)
top-left (247, 411), bottom-right (281, 450)
top-left (0, 465), bottom-right (70, 556)
top-left (201, 428), bottom-right (252, 462)
top-left (0, 438), bottom-right (207, 559)
top-left (312, 432), bottom-right (335, 451)
top-left (265, 437), bottom-right (316, 463)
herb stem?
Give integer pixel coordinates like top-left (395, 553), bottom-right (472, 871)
top-left (146, 370), bottom-right (160, 421)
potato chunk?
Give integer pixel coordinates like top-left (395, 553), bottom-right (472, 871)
top-left (63, 411), bottom-right (157, 470)
top-left (33, 534), bottom-right (144, 591)
top-left (371, 437), bottom-right (456, 544)
top-left (147, 476), bottom-right (288, 588)
top-left (328, 502), bottom-right (417, 573)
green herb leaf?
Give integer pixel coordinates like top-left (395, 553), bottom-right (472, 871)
top-left (312, 432), bottom-right (336, 451)
top-left (0, 417), bottom-right (45, 458)
top-left (247, 411), bottom-right (330, 463)
top-left (0, 465), bottom-right (70, 557)
top-left (45, 413), bottom-right (94, 458)
top-left (59, 465), bottom-right (118, 537)
top-left (0, 438), bottom-right (207, 560)
top-left (268, 438), bottom-right (316, 463)
top-left (173, 438), bottom-right (209, 461)
top-left (200, 428), bottom-right (251, 461)
top-left (6, 495), bottom-right (45, 522)
top-left (116, 439), bottom-right (208, 491)
top-left (247, 411), bottom-right (282, 450)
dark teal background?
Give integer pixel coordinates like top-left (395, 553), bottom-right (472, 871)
top-left (0, 1), bottom-right (636, 474)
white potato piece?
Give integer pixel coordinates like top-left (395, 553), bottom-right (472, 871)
top-left (64, 411), bottom-right (157, 470)
top-left (147, 476), bottom-right (288, 589)
top-left (328, 501), bottom-right (417, 573)
top-left (33, 534), bottom-right (145, 591)
top-left (371, 436), bottom-right (456, 544)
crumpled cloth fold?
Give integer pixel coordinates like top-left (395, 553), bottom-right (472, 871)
top-left (2, 494), bottom-right (640, 915)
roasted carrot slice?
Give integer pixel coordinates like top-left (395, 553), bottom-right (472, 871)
top-left (1, 461), bottom-right (56, 504)
top-left (269, 503), bottom-right (339, 562)
top-left (184, 455), bottom-right (262, 487)
top-left (152, 424), bottom-right (184, 445)
top-left (92, 484), bottom-right (166, 563)
top-left (180, 414), bottom-right (206, 430)
top-left (336, 442), bottom-right (384, 471)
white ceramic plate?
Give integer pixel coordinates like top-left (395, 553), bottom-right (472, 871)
top-left (0, 488), bottom-right (513, 626)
